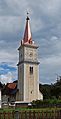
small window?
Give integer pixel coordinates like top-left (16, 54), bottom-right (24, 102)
top-left (30, 67), bottom-right (33, 74)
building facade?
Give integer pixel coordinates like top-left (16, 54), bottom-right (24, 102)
top-left (17, 15), bottom-right (43, 102)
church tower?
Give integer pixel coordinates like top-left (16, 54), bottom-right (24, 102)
top-left (17, 15), bottom-right (43, 102)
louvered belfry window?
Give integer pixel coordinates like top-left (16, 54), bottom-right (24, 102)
top-left (30, 66), bottom-right (33, 74)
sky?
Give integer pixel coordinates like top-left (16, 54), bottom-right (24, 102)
top-left (0, 0), bottom-right (61, 84)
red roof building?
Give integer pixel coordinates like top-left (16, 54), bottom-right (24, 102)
top-left (7, 83), bottom-right (16, 89)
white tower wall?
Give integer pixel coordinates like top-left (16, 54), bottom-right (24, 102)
top-left (17, 15), bottom-right (43, 102)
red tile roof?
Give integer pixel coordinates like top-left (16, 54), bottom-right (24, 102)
top-left (7, 83), bottom-right (16, 89)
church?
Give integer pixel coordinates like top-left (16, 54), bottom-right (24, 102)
top-left (0, 14), bottom-right (43, 108)
top-left (16, 14), bottom-right (43, 102)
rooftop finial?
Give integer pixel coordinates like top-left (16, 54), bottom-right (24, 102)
top-left (26, 12), bottom-right (29, 20)
top-left (22, 12), bottom-right (32, 44)
top-left (27, 12), bottom-right (29, 15)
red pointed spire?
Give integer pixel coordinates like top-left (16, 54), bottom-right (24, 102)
top-left (21, 14), bottom-right (32, 45)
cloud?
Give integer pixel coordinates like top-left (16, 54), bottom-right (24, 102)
top-left (40, 54), bottom-right (61, 66)
top-left (0, 71), bottom-right (17, 84)
top-left (0, 63), bottom-right (17, 84)
top-left (0, 0), bottom-right (29, 16)
top-left (0, 49), bottom-right (18, 65)
top-left (0, 40), bottom-right (5, 44)
top-left (40, 54), bottom-right (61, 84)
top-left (38, 35), bottom-right (61, 84)
top-left (38, 0), bottom-right (61, 18)
top-left (0, 0), bottom-right (61, 19)
top-left (0, 0), bottom-right (61, 84)
top-left (0, 16), bottom-right (21, 33)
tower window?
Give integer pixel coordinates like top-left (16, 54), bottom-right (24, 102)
top-left (30, 66), bottom-right (33, 74)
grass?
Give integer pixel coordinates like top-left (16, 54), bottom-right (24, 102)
top-left (0, 107), bottom-right (61, 112)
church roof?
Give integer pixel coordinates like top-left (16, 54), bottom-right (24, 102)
top-left (7, 83), bottom-right (16, 89)
top-left (2, 82), bottom-right (17, 95)
top-left (21, 14), bottom-right (33, 45)
top-left (23, 16), bottom-right (32, 43)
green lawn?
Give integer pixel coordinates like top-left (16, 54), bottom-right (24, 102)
top-left (0, 107), bottom-right (61, 112)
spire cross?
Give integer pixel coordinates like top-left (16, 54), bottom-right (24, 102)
top-left (27, 12), bottom-right (29, 16)
top-left (26, 12), bottom-right (29, 20)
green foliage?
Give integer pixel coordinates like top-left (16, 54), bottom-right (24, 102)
top-left (32, 99), bottom-right (61, 108)
top-left (39, 78), bottom-right (61, 99)
top-left (39, 84), bottom-right (51, 99)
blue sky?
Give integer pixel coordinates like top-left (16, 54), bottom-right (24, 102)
top-left (0, 0), bottom-right (61, 84)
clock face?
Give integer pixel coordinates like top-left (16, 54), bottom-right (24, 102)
top-left (25, 48), bottom-right (33, 60)
top-left (28, 50), bottom-right (33, 60)
top-left (25, 47), bottom-right (37, 61)
top-left (29, 51), bottom-right (33, 57)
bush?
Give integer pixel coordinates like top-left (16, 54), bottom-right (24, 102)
top-left (31, 99), bottom-right (61, 108)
